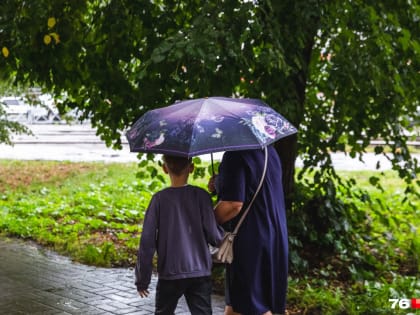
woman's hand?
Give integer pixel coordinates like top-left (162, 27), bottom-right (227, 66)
top-left (208, 174), bottom-right (218, 194)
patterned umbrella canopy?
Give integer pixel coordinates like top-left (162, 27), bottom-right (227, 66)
top-left (126, 97), bottom-right (297, 158)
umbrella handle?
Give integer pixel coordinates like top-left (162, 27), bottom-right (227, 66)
top-left (211, 153), bottom-right (214, 176)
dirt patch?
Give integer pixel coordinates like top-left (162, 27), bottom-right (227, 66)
top-left (0, 161), bottom-right (97, 191)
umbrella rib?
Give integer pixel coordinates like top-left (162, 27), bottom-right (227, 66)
top-left (188, 99), bottom-right (209, 155)
top-left (187, 99), bottom-right (207, 155)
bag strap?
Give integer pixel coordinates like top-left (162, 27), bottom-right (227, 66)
top-left (231, 146), bottom-right (268, 235)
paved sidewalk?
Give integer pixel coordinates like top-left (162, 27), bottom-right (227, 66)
top-left (0, 237), bottom-right (225, 314)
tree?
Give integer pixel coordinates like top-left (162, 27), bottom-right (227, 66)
top-left (0, 0), bottom-right (419, 271)
top-left (0, 107), bottom-right (29, 145)
top-left (0, 79), bottom-right (30, 143)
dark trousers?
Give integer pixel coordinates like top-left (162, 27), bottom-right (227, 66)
top-left (155, 276), bottom-right (213, 315)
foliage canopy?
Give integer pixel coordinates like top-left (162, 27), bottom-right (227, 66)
top-left (0, 0), bottom-right (419, 272)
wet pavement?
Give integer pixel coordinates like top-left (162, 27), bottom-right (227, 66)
top-left (0, 237), bottom-right (225, 314)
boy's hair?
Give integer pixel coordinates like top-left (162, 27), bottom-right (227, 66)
top-left (162, 155), bottom-right (192, 176)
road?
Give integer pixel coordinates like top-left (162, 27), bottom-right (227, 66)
top-left (0, 123), bottom-right (418, 170)
top-left (0, 123), bottom-right (138, 163)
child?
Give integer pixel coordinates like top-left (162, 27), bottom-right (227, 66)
top-left (135, 155), bottom-right (224, 314)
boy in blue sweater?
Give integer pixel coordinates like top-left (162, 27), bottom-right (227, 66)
top-left (135, 155), bottom-right (223, 314)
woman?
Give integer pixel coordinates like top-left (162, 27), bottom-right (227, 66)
top-left (209, 146), bottom-right (288, 315)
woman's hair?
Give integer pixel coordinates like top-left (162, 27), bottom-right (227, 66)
top-left (162, 155), bottom-right (192, 176)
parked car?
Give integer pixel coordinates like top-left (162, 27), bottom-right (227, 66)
top-left (0, 97), bottom-right (32, 122)
top-left (0, 95), bottom-right (60, 123)
top-left (30, 94), bottom-right (61, 122)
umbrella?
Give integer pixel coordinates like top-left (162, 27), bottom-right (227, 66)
top-left (126, 97), bottom-right (297, 159)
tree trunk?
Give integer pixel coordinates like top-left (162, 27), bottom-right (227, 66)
top-left (275, 23), bottom-right (316, 210)
top-left (275, 133), bottom-right (298, 210)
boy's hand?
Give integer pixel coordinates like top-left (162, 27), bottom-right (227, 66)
top-left (138, 289), bottom-right (149, 298)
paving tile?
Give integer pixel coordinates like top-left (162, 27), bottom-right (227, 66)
top-left (95, 303), bottom-right (119, 313)
top-left (111, 307), bottom-right (140, 315)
